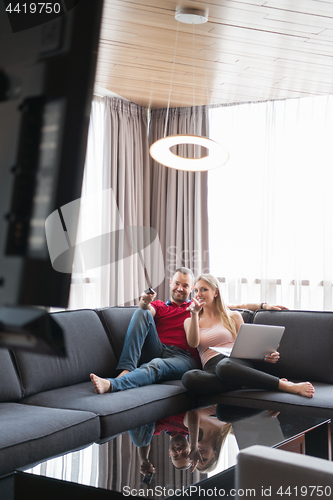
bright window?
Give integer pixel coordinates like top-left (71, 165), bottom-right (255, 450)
top-left (208, 96), bottom-right (333, 310)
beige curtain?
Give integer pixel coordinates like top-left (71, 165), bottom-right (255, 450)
top-left (97, 431), bottom-right (204, 491)
top-left (149, 106), bottom-right (210, 301)
top-left (69, 99), bottom-right (210, 308)
top-left (104, 98), bottom-right (151, 306)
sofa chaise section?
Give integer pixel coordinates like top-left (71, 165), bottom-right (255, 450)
top-left (197, 310), bottom-right (333, 420)
top-left (0, 348), bottom-right (99, 478)
top-left (0, 403), bottom-right (100, 478)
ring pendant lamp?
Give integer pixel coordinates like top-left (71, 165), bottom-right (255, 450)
top-left (149, 8), bottom-right (229, 172)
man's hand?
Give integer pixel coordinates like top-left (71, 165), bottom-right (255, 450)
top-left (262, 303), bottom-right (289, 310)
top-left (140, 459), bottom-right (156, 476)
top-left (140, 290), bottom-right (157, 309)
top-left (228, 303), bottom-right (289, 312)
top-left (141, 291), bottom-right (156, 304)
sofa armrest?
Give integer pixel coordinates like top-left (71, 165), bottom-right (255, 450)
top-left (236, 445), bottom-right (333, 499)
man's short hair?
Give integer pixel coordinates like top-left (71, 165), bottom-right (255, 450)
top-left (173, 267), bottom-right (194, 282)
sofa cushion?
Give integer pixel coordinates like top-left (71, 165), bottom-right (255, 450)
top-left (252, 310), bottom-right (333, 384)
top-left (96, 306), bottom-right (137, 359)
top-left (22, 380), bottom-right (193, 440)
top-left (0, 349), bottom-right (22, 402)
top-left (231, 309), bottom-right (255, 324)
top-left (14, 309), bottom-right (117, 397)
top-left (0, 403), bottom-right (100, 477)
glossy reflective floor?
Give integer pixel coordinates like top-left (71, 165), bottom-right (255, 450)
top-left (22, 405), bottom-right (330, 499)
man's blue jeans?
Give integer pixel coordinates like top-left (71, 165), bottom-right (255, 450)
top-left (108, 308), bottom-right (198, 392)
top-left (129, 422), bottom-right (156, 448)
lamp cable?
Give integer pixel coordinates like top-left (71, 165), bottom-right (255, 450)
top-left (164, 21), bottom-right (180, 138)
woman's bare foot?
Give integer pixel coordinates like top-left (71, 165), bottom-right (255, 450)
top-left (90, 373), bottom-right (111, 394)
top-left (279, 379), bottom-right (315, 398)
top-left (116, 369), bottom-right (129, 378)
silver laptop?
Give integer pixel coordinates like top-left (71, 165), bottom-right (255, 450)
top-left (210, 323), bottom-right (285, 360)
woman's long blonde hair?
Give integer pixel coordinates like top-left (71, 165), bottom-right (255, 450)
top-left (195, 274), bottom-right (237, 338)
top-left (197, 423), bottom-right (233, 473)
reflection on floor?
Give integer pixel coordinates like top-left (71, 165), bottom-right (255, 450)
top-left (25, 431), bottom-right (205, 497)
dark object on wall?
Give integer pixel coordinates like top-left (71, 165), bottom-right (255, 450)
top-left (0, 306), bottom-right (66, 356)
top-left (0, 0), bottom-right (104, 308)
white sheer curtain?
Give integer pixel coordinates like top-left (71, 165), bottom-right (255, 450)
top-left (208, 95), bottom-right (333, 311)
top-left (69, 96), bottom-right (154, 309)
top-left (69, 96), bottom-right (106, 309)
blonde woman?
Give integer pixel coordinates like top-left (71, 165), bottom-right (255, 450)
top-left (182, 274), bottom-right (315, 398)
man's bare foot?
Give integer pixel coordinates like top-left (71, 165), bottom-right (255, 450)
top-left (279, 379), bottom-right (315, 398)
top-left (116, 369), bottom-right (130, 378)
top-left (90, 373), bottom-right (111, 394)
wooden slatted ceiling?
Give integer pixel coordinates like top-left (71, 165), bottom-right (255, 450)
top-left (95, 0), bottom-right (333, 109)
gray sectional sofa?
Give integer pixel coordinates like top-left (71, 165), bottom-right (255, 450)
top-left (1, 306), bottom-right (333, 479)
top-left (0, 306), bottom-right (194, 478)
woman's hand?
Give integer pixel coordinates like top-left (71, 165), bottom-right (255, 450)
top-left (264, 351), bottom-right (280, 363)
top-left (189, 447), bottom-right (204, 472)
top-left (184, 299), bottom-right (204, 348)
top-left (266, 410), bottom-right (280, 418)
top-left (187, 297), bottom-right (205, 314)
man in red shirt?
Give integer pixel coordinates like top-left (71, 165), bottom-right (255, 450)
top-left (129, 411), bottom-right (193, 479)
top-left (90, 267), bottom-right (286, 394)
top-left (91, 267), bottom-right (199, 393)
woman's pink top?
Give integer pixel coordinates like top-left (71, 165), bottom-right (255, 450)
top-left (198, 322), bottom-right (235, 367)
